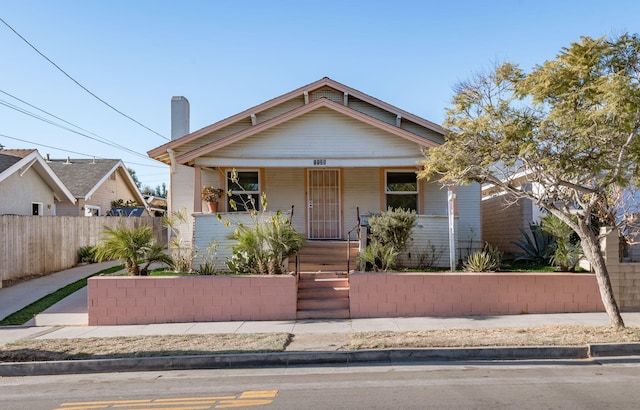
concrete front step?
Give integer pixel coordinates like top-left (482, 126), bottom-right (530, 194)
top-left (297, 297), bottom-right (350, 310)
top-left (297, 287), bottom-right (349, 299)
top-left (296, 308), bottom-right (350, 320)
top-left (297, 278), bottom-right (349, 289)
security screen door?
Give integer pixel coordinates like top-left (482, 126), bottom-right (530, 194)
top-left (307, 169), bottom-right (341, 239)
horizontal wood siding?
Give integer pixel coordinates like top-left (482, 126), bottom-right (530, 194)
top-left (177, 119), bottom-right (253, 155)
top-left (423, 180), bottom-right (447, 215)
top-left (253, 96), bottom-right (305, 124)
top-left (347, 97), bottom-right (397, 125)
top-left (398, 216), bottom-right (456, 269)
top-left (343, 168), bottom-right (380, 239)
top-left (401, 120), bottom-right (445, 145)
top-left (456, 183), bottom-right (482, 258)
top-left (0, 216), bottom-right (165, 285)
top-left (264, 168), bottom-right (306, 234)
top-left (213, 108), bottom-right (423, 160)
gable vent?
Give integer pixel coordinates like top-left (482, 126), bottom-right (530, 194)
top-left (311, 87), bottom-right (343, 104)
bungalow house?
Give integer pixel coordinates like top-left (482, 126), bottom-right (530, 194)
top-left (47, 158), bottom-right (149, 217)
top-left (0, 149), bottom-right (75, 215)
top-left (148, 77), bottom-right (481, 271)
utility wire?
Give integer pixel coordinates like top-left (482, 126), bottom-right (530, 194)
top-left (0, 89), bottom-right (149, 159)
top-left (0, 132), bottom-right (166, 168)
top-left (0, 16), bottom-right (169, 141)
top-left (0, 98), bottom-right (151, 160)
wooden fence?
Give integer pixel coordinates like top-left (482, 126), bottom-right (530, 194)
top-left (0, 216), bottom-right (167, 286)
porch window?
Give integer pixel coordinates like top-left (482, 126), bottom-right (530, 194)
top-left (227, 170), bottom-right (261, 212)
top-left (385, 171), bottom-right (418, 211)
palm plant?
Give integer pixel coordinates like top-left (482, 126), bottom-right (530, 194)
top-left (94, 225), bottom-right (171, 275)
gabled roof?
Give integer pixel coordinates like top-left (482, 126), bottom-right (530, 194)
top-left (47, 159), bottom-right (147, 208)
top-left (148, 77), bottom-right (447, 164)
top-left (0, 149), bottom-right (76, 203)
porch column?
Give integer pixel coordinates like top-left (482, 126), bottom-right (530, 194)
top-left (194, 166), bottom-right (202, 212)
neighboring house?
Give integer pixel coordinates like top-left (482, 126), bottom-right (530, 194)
top-left (481, 179), bottom-right (545, 257)
top-left (148, 77), bottom-right (481, 269)
top-left (47, 158), bottom-right (149, 217)
top-left (143, 194), bottom-right (167, 216)
top-left (0, 149), bottom-right (75, 216)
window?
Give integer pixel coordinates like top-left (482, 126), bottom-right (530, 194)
top-left (227, 170), bottom-right (260, 212)
top-left (84, 205), bottom-right (100, 216)
top-left (385, 171), bottom-right (418, 211)
top-left (32, 202), bottom-right (43, 216)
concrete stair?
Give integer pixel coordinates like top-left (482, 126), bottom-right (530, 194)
top-left (291, 240), bottom-right (359, 273)
top-left (296, 272), bottom-right (350, 319)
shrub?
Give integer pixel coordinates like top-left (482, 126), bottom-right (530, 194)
top-left (94, 225), bottom-right (172, 276)
top-left (464, 243), bottom-right (503, 272)
top-left (78, 246), bottom-right (97, 264)
top-left (513, 223), bottom-right (554, 263)
top-left (359, 208), bottom-right (417, 271)
top-left (227, 207), bottom-right (304, 275)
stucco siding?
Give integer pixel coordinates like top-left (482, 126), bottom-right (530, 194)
top-left (0, 168), bottom-right (55, 215)
top-left (211, 108), bottom-right (423, 161)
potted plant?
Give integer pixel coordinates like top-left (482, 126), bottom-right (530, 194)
top-left (201, 186), bottom-right (224, 212)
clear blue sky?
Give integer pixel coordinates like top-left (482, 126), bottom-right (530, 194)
top-left (1, 0), bottom-right (638, 189)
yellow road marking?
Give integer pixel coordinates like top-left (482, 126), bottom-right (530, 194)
top-left (154, 397), bottom-right (236, 403)
top-left (57, 390), bottom-right (279, 409)
top-left (238, 391), bottom-right (278, 399)
top-left (216, 400), bottom-right (273, 408)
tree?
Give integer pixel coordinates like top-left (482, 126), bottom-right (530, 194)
top-left (420, 34), bottom-right (640, 329)
top-left (128, 168), bottom-right (142, 189)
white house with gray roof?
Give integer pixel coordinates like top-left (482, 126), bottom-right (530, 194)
top-left (0, 149), bottom-right (75, 216)
top-left (48, 158), bottom-right (149, 217)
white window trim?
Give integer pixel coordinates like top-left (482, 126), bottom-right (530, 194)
top-left (31, 202), bottom-right (43, 216)
top-left (84, 205), bottom-right (101, 217)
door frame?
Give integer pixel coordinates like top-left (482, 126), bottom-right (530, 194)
top-left (306, 168), bottom-right (342, 240)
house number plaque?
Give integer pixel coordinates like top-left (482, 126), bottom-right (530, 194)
top-left (313, 159), bottom-right (327, 166)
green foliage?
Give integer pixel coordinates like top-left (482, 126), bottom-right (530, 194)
top-left (94, 225), bottom-right (171, 276)
top-left (464, 243), bottom-right (503, 272)
top-left (78, 246), bottom-right (98, 264)
top-left (162, 208), bottom-right (193, 273)
top-left (110, 199), bottom-right (139, 208)
top-left (359, 208), bottom-right (417, 271)
top-left (227, 209), bottom-right (304, 275)
top-left (540, 214), bottom-right (582, 271)
top-left (194, 242), bottom-right (219, 275)
top-left (416, 242), bottom-right (446, 270)
top-left (513, 223), bottom-right (554, 263)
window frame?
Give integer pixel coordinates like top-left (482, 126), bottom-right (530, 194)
top-left (226, 169), bottom-right (261, 212)
top-left (384, 170), bottom-right (419, 212)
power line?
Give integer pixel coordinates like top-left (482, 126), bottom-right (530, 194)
top-left (0, 97), bottom-right (151, 160)
top-left (0, 16), bottom-right (169, 141)
top-left (0, 89), bottom-right (150, 159)
top-left (0, 133), bottom-right (166, 168)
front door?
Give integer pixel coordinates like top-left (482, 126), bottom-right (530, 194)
top-left (307, 169), bottom-right (341, 239)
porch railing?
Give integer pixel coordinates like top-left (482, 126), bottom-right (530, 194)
top-left (346, 206), bottom-right (361, 273)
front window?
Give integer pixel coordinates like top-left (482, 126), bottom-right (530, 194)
top-left (385, 171), bottom-right (418, 211)
top-left (227, 170), bottom-right (261, 212)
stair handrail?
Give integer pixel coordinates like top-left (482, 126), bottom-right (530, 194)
top-left (288, 205), bottom-right (300, 280)
top-left (346, 206), bottom-right (361, 273)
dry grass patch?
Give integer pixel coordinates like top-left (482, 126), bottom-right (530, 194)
top-left (350, 326), bottom-right (640, 349)
top-left (0, 333), bottom-right (291, 362)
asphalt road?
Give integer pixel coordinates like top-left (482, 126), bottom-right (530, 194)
top-left (2, 359), bottom-right (640, 409)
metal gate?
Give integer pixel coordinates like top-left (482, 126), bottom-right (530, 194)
top-left (307, 169), bottom-right (341, 239)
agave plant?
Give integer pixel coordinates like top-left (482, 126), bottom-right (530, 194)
top-left (512, 223), bottom-right (554, 263)
top-left (464, 242), bottom-right (503, 272)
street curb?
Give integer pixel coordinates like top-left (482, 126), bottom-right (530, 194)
top-left (0, 346), bottom-right (589, 377)
top-left (589, 342), bottom-right (640, 357)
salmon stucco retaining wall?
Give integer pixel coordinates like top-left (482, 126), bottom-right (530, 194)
top-left (349, 272), bottom-right (604, 318)
top-left (88, 275), bottom-right (297, 325)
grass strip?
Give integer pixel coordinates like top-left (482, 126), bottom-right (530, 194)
top-left (0, 264), bottom-right (123, 326)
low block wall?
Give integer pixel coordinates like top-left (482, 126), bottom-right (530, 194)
top-left (88, 275), bottom-right (297, 325)
top-left (349, 272), bottom-right (604, 318)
